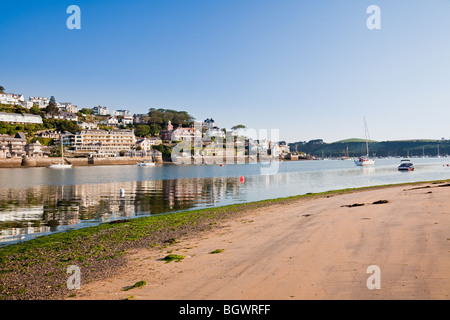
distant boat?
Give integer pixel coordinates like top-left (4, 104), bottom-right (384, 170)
top-left (355, 117), bottom-right (375, 166)
top-left (137, 159), bottom-right (155, 167)
top-left (398, 159), bottom-right (414, 171)
top-left (48, 140), bottom-right (72, 169)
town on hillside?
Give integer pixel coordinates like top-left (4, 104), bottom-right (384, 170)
top-left (0, 86), bottom-right (295, 163)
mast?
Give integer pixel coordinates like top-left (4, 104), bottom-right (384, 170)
top-left (364, 117), bottom-right (370, 157)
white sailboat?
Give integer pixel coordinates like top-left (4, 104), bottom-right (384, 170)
top-left (48, 140), bottom-right (72, 169)
top-left (355, 117), bottom-right (375, 166)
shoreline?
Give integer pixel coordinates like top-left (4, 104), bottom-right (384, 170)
top-left (0, 155), bottom-right (311, 169)
top-left (0, 179), bottom-right (449, 300)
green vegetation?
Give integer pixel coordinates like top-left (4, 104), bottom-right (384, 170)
top-left (290, 139), bottom-right (450, 158)
top-left (122, 281), bottom-right (147, 291)
top-left (209, 249), bottom-right (224, 254)
top-left (79, 108), bottom-right (93, 115)
top-left (334, 138), bottom-right (378, 143)
top-left (147, 108), bottom-right (194, 128)
top-left (231, 124), bottom-right (246, 131)
top-left (152, 144), bottom-right (173, 160)
top-left (162, 254), bottom-right (185, 263)
top-left (46, 96), bottom-right (59, 118)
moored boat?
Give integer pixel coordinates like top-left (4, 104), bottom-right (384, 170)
top-left (398, 159), bottom-right (414, 171)
top-left (137, 160), bottom-right (155, 167)
top-left (48, 140), bottom-right (72, 169)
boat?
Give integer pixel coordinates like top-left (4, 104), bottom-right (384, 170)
top-left (355, 117), bottom-right (375, 166)
top-left (355, 156), bottom-right (375, 166)
top-left (398, 159), bottom-right (414, 171)
top-left (48, 140), bottom-right (72, 169)
top-left (137, 159), bottom-right (155, 167)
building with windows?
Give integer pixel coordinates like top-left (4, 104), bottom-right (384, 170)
top-left (0, 132), bottom-right (27, 158)
top-left (92, 105), bottom-right (110, 116)
top-left (29, 96), bottom-right (49, 109)
top-left (171, 127), bottom-right (202, 141)
top-left (113, 109), bottom-right (132, 117)
top-left (0, 93), bottom-right (25, 106)
top-left (59, 102), bottom-right (78, 114)
top-left (0, 112), bottom-right (43, 124)
top-left (99, 116), bottom-right (119, 126)
top-left (136, 137), bottom-right (162, 152)
top-left (63, 129), bottom-right (136, 156)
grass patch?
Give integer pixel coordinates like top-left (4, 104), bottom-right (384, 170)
top-left (122, 281), bottom-right (147, 291)
top-left (209, 249), bottom-right (224, 254)
top-left (162, 254), bottom-right (185, 263)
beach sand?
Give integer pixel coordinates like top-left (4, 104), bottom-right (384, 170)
top-left (72, 183), bottom-right (450, 300)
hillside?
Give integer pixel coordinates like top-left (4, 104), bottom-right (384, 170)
top-left (289, 139), bottom-right (449, 158)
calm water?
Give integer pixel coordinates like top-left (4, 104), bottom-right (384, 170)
top-left (1, 157), bottom-right (449, 245)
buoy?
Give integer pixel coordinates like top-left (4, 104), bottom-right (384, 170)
top-left (240, 176), bottom-right (245, 183)
top-left (120, 188), bottom-right (125, 197)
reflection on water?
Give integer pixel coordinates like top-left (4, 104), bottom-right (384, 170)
top-left (0, 177), bottom-right (244, 245)
top-left (1, 157), bottom-right (450, 245)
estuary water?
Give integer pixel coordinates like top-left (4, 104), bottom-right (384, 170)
top-left (1, 157), bottom-right (449, 245)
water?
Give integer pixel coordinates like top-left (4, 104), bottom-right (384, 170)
top-left (1, 157), bottom-right (449, 246)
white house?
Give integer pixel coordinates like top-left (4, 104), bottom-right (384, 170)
top-left (120, 115), bottom-right (134, 125)
top-left (29, 96), bottom-right (49, 109)
top-left (136, 137), bottom-right (162, 152)
top-left (202, 118), bottom-right (216, 129)
top-left (171, 127), bottom-right (202, 141)
top-left (59, 102), bottom-right (78, 114)
top-left (113, 109), bottom-right (132, 117)
top-left (0, 93), bottom-right (25, 106)
top-left (205, 127), bottom-right (225, 139)
top-left (47, 111), bottom-right (78, 121)
top-left (93, 106), bottom-right (110, 116)
top-left (77, 121), bottom-right (98, 130)
top-left (99, 116), bottom-right (119, 126)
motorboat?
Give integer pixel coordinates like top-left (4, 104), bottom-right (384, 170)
top-left (398, 159), bottom-right (414, 171)
top-left (137, 160), bottom-right (155, 167)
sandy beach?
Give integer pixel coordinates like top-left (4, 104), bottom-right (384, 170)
top-left (72, 182), bottom-right (450, 300)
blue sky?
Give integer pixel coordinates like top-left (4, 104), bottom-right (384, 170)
top-left (1, 0), bottom-right (450, 142)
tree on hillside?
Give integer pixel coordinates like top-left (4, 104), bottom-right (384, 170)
top-left (80, 107), bottom-right (93, 115)
top-left (135, 124), bottom-right (151, 137)
top-left (231, 124), bottom-right (246, 131)
top-left (0, 85), bottom-right (4, 93)
top-left (30, 105), bottom-right (42, 116)
top-left (46, 96), bottom-right (60, 118)
top-left (147, 108), bottom-right (194, 128)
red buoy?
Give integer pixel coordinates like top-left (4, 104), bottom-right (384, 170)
top-left (240, 176), bottom-right (245, 183)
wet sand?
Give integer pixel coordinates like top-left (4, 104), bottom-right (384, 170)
top-left (72, 183), bottom-right (450, 300)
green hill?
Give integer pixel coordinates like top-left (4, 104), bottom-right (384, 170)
top-left (334, 138), bottom-right (378, 143)
top-left (289, 139), bottom-right (449, 158)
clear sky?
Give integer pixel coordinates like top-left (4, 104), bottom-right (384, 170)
top-left (1, 0), bottom-right (450, 143)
